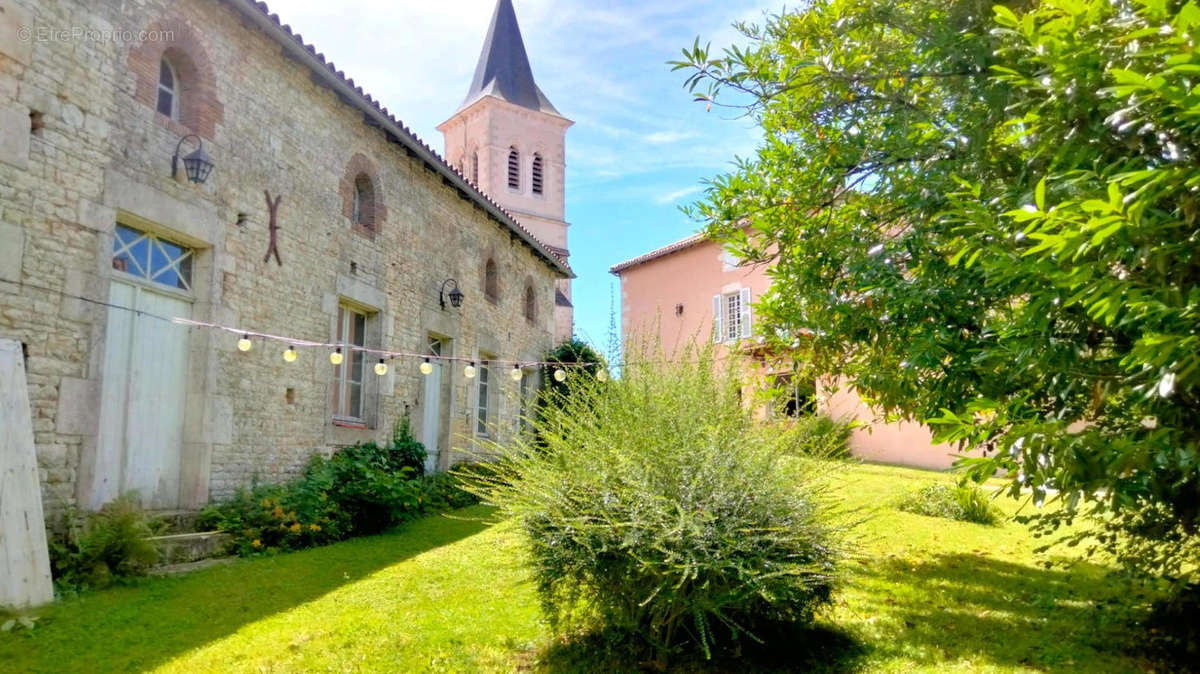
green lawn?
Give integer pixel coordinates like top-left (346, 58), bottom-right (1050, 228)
top-left (0, 463), bottom-right (1158, 673)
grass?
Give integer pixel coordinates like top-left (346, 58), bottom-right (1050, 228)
top-left (0, 463), bottom-right (1159, 673)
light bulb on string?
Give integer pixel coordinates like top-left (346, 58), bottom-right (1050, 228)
top-left (374, 359), bottom-right (388, 376)
top-left (419, 358), bottom-right (433, 376)
top-left (237, 334), bottom-right (252, 352)
top-left (330, 347), bottom-right (344, 366)
top-left (596, 369), bottom-right (609, 382)
top-left (283, 346), bottom-right (297, 363)
top-left (553, 368), bottom-right (567, 382)
top-left (464, 362), bottom-right (476, 379)
top-left (510, 365), bottom-right (523, 382)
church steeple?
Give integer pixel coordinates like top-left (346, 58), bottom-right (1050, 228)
top-left (439, 0), bottom-right (575, 341)
top-left (460, 0), bottom-right (559, 115)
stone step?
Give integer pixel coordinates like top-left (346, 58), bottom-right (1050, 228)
top-left (145, 509), bottom-right (203, 536)
top-left (147, 531), bottom-right (232, 565)
top-left (148, 558), bottom-right (234, 577)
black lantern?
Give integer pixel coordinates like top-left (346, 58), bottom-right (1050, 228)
top-left (172, 134), bottom-right (214, 184)
top-left (439, 278), bottom-right (464, 310)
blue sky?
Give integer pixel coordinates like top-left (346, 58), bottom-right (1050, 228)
top-left (276, 0), bottom-right (779, 356)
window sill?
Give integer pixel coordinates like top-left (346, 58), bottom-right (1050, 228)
top-left (332, 418), bottom-right (367, 430)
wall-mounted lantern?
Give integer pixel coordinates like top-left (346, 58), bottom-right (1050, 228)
top-left (172, 134), bottom-right (214, 184)
top-left (440, 278), bottom-right (463, 310)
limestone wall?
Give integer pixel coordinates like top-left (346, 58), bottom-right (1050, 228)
top-left (0, 0), bottom-right (562, 516)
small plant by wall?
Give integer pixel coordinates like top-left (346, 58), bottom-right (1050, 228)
top-left (896, 483), bottom-right (1002, 525)
top-left (48, 493), bottom-right (159, 593)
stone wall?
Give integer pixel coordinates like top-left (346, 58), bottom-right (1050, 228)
top-left (0, 0), bottom-right (563, 516)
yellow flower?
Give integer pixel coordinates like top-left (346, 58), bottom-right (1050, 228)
top-left (272, 506), bottom-right (284, 519)
top-left (252, 539), bottom-right (262, 548)
top-left (289, 522), bottom-right (301, 533)
top-left (309, 524), bottom-right (322, 532)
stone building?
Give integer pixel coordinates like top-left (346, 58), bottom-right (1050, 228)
top-left (0, 0), bottom-right (572, 516)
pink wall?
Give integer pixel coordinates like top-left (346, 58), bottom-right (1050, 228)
top-left (614, 236), bottom-right (958, 470)
top-left (616, 237), bottom-right (772, 357)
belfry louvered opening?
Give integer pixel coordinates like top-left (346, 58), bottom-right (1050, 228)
top-left (507, 147), bottom-right (520, 190)
top-left (531, 153), bottom-right (544, 195)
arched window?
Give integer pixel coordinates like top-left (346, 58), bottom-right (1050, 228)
top-left (157, 58), bottom-right (179, 120)
top-left (471, 151), bottom-right (479, 184)
top-left (531, 153), bottom-right (544, 195)
top-left (484, 258), bottom-right (499, 303)
top-left (352, 174), bottom-right (374, 229)
top-left (507, 147), bottom-right (520, 190)
top-left (524, 284), bottom-right (536, 323)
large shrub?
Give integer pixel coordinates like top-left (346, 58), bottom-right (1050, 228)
top-left (468, 349), bottom-right (843, 663)
top-left (49, 493), bottom-right (159, 591)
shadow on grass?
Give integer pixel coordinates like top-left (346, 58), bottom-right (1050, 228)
top-left (0, 506), bottom-right (497, 674)
top-left (532, 552), bottom-right (1157, 673)
top-left (535, 621), bottom-right (867, 673)
top-left (847, 552), bottom-right (1156, 671)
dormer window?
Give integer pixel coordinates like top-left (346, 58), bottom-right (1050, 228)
top-left (507, 147), bottom-right (520, 190)
top-left (532, 153), bottom-right (544, 195)
top-left (157, 58), bottom-right (179, 120)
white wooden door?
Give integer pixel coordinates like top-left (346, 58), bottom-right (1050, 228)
top-left (96, 280), bottom-right (191, 508)
top-left (421, 338), bottom-right (443, 474)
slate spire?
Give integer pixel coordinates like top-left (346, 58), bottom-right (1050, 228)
top-left (461, 0), bottom-right (559, 115)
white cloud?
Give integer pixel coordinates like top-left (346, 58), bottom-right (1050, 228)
top-left (643, 130), bottom-right (695, 145)
top-left (655, 184), bottom-right (705, 204)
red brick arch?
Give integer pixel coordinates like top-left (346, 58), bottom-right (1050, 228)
top-left (339, 153), bottom-right (387, 239)
top-left (128, 16), bottom-right (223, 138)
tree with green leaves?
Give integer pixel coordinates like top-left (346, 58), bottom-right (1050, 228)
top-left (675, 0), bottom-right (1200, 585)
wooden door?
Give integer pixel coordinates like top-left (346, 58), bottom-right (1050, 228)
top-left (95, 225), bottom-right (194, 509)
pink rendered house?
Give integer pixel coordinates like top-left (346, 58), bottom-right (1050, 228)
top-left (611, 233), bottom-right (962, 470)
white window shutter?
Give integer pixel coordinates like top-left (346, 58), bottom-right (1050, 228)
top-left (740, 287), bottom-right (752, 339)
top-left (712, 294), bottom-right (723, 343)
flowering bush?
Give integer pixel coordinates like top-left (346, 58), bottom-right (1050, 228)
top-left (201, 431), bottom-right (482, 556)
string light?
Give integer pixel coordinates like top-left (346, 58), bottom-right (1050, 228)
top-left (330, 347), bottom-right (344, 366)
top-left (283, 346), bottom-right (297, 362)
top-left (596, 369), bottom-right (609, 382)
top-left (374, 359), bottom-right (388, 376)
top-left (553, 368), bottom-right (566, 382)
top-left (510, 365), bottom-right (523, 382)
top-left (464, 362), bottom-right (477, 379)
top-left (237, 334), bottom-right (252, 352)
top-left (419, 358), bottom-right (434, 375)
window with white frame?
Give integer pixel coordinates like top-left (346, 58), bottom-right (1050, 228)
top-left (713, 287), bottom-right (752, 343)
top-left (475, 360), bottom-right (491, 436)
top-left (332, 304), bottom-right (369, 422)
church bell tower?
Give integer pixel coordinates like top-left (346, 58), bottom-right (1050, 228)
top-left (438, 0), bottom-right (574, 342)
